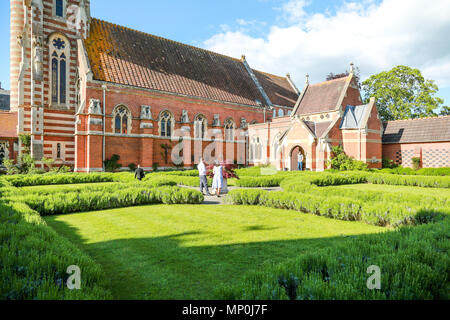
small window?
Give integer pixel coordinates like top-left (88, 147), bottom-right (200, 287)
top-left (273, 109), bottom-right (277, 118)
top-left (160, 111), bottom-right (174, 138)
top-left (55, 0), bottom-right (64, 17)
top-left (194, 115), bottom-right (207, 140)
top-left (57, 143), bottom-right (61, 158)
top-left (278, 109), bottom-right (284, 117)
top-left (224, 118), bottom-right (236, 142)
top-left (112, 105), bottom-right (131, 135)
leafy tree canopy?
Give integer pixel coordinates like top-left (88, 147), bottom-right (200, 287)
top-left (362, 65), bottom-right (446, 121)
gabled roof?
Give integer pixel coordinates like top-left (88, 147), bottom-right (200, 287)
top-left (340, 104), bottom-right (371, 129)
top-left (252, 70), bottom-right (298, 107)
top-left (383, 116), bottom-right (450, 144)
top-left (84, 19), bottom-right (295, 108)
top-left (294, 76), bottom-right (349, 115)
top-left (0, 112), bottom-right (17, 138)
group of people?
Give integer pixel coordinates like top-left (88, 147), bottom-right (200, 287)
top-left (134, 158), bottom-right (225, 197)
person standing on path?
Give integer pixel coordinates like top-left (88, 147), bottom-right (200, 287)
top-left (298, 153), bottom-right (304, 171)
top-left (135, 164), bottom-right (145, 181)
top-left (198, 158), bottom-right (211, 196)
top-left (212, 161), bottom-right (224, 198)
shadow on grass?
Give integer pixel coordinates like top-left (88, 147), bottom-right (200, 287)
top-left (45, 215), bottom-right (381, 300)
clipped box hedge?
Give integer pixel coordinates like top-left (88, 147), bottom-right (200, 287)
top-left (216, 217), bottom-right (450, 300)
top-left (235, 176), bottom-right (285, 188)
top-left (228, 189), bottom-right (448, 227)
top-left (16, 186), bottom-right (204, 216)
top-left (0, 201), bottom-right (112, 300)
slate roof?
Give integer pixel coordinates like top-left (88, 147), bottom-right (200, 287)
top-left (0, 90), bottom-right (10, 111)
top-left (84, 19), bottom-right (298, 108)
top-left (340, 104), bottom-right (371, 129)
top-left (295, 77), bottom-right (348, 115)
top-left (382, 116), bottom-right (450, 144)
top-left (252, 70), bottom-right (298, 107)
top-left (303, 120), bottom-right (332, 138)
top-left (0, 112), bottom-right (18, 138)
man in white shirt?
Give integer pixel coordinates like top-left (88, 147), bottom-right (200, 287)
top-left (298, 153), bottom-right (304, 171)
top-left (198, 158), bottom-right (211, 196)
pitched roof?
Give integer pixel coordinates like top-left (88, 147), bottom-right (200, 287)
top-left (383, 116), bottom-right (450, 144)
top-left (302, 120), bottom-right (332, 138)
top-left (295, 77), bottom-right (348, 115)
top-left (340, 104), bottom-right (371, 129)
top-left (85, 19), bottom-right (292, 107)
top-left (252, 70), bottom-right (298, 107)
top-left (0, 112), bottom-right (18, 138)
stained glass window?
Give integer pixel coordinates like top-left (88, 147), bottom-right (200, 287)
top-left (49, 35), bottom-right (68, 106)
top-left (160, 111), bottom-right (173, 138)
top-left (113, 106), bottom-right (131, 134)
top-left (55, 0), bottom-right (64, 17)
top-left (52, 58), bottom-right (58, 103)
top-left (59, 59), bottom-right (66, 104)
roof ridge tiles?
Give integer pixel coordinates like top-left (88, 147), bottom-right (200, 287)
top-left (385, 115), bottom-right (450, 123)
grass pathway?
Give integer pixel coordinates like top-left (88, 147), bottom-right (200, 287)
top-left (45, 204), bottom-right (383, 299)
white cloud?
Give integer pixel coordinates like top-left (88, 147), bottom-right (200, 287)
top-left (203, 0), bottom-right (450, 90)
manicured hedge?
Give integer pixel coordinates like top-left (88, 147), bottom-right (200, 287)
top-left (280, 178), bottom-right (448, 207)
top-left (235, 176), bottom-right (285, 188)
top-left (4, 173), bottom-right (117, 187)
top-left (378, 167), bottom-right (450, 176)
top-left (16, 186), bottom-right (204, 216)
top-left (0, 201), bottom-right (112, 300)
top-left (217, 217), bottom-right (450, 300)
top-left (366, 173), bottom-right (450, 188)
top-left (228, 189), bottom-right (448, 227)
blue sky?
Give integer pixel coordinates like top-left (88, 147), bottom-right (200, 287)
top-left (0, 0), bottom-right (448, 107)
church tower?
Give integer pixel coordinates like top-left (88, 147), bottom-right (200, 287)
top-left (10, 0), bottom-right (90, 165)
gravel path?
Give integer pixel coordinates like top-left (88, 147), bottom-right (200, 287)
top-left (180, 185), bottom-right (283, 205)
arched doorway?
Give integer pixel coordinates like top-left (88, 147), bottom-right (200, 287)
top-left (290, 146), bottom-right (306, 171)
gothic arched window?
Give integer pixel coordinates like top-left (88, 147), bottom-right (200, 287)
top-left (278, 109), bottom-right (285, 117)
top-left (224, 118), bottom-right (236, 142)
top-left (54, 0), bottom-right (65, 17)
top-left (194, 114), bottom-right (207, 139)
top-left (49, 34), bottom-right (69, 106)
top-left (112, 105), bottom-right (132, 134)
top-left (159, 111), bottom-right (174, 138)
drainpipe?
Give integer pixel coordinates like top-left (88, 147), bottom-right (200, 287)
top-left (102, 84), bottom-right (107, 171)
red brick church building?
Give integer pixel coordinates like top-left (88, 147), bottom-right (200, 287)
top-left (1, 0), bottom-right (449, 171)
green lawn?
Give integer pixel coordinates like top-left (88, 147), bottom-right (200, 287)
top-left (337, 183), bottom-right (450, 198)
top-left (45, 205), bottom-right (383, 300)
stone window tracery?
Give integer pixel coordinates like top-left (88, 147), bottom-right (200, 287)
top-left (159, 110), bottom-right (174, 138)
top-left (49, 34), bottom-right (69, 106)
top-left (194, 114), bottom-right (207, 140)
top-left (224, 118), bottom-right (236, 142)
top-left (112, 105), bottom-right (132, 135)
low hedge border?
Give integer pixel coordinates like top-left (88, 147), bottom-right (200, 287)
top-left (0, 201), bottom-right (112, 300)
top-left (14, 186), bottom-right (204, 216)
top-left (227, 189), bottom-right (448, 227)
top-left (216, 217), bottom-right (450, 300)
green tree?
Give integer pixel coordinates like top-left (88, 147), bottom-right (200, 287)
top-left (362, 65), bottom-right (444, 121)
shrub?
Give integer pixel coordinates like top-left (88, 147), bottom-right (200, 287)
top-left (152, 163), bottom-right (159, 172)
top-left (235, 176), bottom-right (285, 188)
top-left (412, 157), bottom-right (421, 170)
top-left (227, 189), bottom-right (448, 227)
top-left (4, 173), bottom-right (117, 187)
top-left (128, 163), bottom-right (137, 172)
top-left (0, 201), bottom-right (111, 300)
top-left (17, 186), bottom-right (204, 216)
top-left (328, 146), bottom-right (368, 171)
top-left (216, 218), bottom-right (450, 300)
top-left (104, 154), bottom-right (121, 172)
top-left (3, 159), bottom-right (19, 175)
